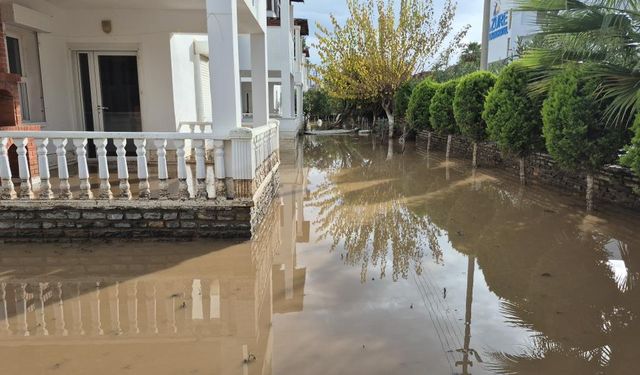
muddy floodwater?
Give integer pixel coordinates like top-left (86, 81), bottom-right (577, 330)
top-left (1, 136), bottom-right (640, 375)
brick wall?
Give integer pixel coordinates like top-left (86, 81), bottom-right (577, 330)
top-left (416, 130), bottom-right (640, 210)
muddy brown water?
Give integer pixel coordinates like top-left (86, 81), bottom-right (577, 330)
top-left (1, 135), bottom-right (639, 375)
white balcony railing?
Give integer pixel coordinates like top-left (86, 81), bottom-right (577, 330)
top-left (0, 122), bottom-right (280, 202)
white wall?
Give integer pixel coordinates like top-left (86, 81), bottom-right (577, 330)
top-left (169, 33), bottom-right (208, 129)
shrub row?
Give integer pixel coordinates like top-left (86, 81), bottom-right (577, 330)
top-left (402, 62), bottom-right (634, 182)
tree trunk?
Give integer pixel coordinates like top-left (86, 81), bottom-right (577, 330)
top-left (372, 132), bottom-right (377, 151)
top-left (401, 121), bottom-right (407, 154)
top-left (519, 157), bottom-right (526, 185)
top-left (446, 135), bottom-right (452, 160)
top-left (586, 173), bottom-right (594, 212)
top-left (427, 131), bottom-right (432, 153)
top-left (472, 142), bottom-right (478, 169)
top-left (382, 102), bottom-right (395, 160)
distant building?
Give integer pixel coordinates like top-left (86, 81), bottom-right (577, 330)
top-left (487, 0), bottom-right (540, 64)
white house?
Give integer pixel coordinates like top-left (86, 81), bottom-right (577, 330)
top-left (0, 0), bottom-right (309, 139)
top-left (487, 0), bottom-right (540, 64)
top-left (0, 0), bottom-right (310, 214)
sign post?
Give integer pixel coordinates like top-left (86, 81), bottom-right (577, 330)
top-left (480, 0), bottom-right (491, 70)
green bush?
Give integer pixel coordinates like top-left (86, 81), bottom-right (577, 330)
top-left (453, 71), bottom-right (497, 142)
top-left (430, 80), bottom-right (459, 135)
top-left (482, 62), bottom-right (543, 157)
top-left (621, 113), bottom-right (640, 175)
top-left (407, 79), bottom-right (440, 130)
top-left (394, 80), bottom-right (417, 120)
top-left (542, 65), bottom-right (625, 173)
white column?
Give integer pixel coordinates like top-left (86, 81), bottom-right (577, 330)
top-left (296, 85), bottom-right (303, 119)
top-left (280, 2), bottom-right (294, 118)
top-left (251, 32), bottom-right (269, 126)
top-left (207, 0), bottom-right (242, 138)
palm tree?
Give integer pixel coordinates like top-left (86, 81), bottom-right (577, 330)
top-left (515, 0), bottom-right (640, 126)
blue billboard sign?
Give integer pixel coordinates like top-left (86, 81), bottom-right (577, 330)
top-left (489, 11), bottom-right (509, 40)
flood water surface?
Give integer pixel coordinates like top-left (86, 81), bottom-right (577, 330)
top-left (1, 136), bottom-right (640, 375)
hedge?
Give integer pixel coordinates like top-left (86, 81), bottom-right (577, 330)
top-left (542, 64), bottom-right (625, 173)
top-left (621, 113), bottom-right (640, 175)
top-left (407, 79), bottom-right (440, 131)
top-left (430, 80), bottom-right (459, 135)
top-left (482, 62), bottom-right (543, 157)
top-left (453, 71), bottom-right (497, 142)
top-left (394, 80), bottom-right (417, 120)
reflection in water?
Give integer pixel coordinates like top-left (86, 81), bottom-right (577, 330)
top-left (1, 135), bottom-right (640, 374)
top-left (304, 136), bottom-right (640, 375)
top-left (0, 139), bottom-right (309, 375)
top-left (306, 136), bottom-right (441, 282)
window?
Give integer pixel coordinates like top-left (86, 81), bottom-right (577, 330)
top-left (6, 36), bottom-right (22, 76)
top-left (6, 36), bottom-right (30, 121)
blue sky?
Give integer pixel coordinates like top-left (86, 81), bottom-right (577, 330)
top-left (295, 0), bottom-right (485, 65)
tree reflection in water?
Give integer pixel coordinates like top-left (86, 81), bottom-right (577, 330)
top-left (306, 136), bottom-right (442, 282)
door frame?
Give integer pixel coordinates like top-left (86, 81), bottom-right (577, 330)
top-left (72, 50), bottom-right (142, 133)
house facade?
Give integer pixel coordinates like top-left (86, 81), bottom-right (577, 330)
top-left (0, 0), bottom-right (308, 138)
top-left (0, 0), bottom-right (308, 239)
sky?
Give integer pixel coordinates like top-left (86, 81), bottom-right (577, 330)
top-left (295, 0), bottom-right (485, 65)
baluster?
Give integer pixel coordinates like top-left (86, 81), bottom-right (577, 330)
top-left (115, 139), bottom-right (132, 200)
top-left (94, 138), bottom-right (112, 199)
top-left (134, 139), bottom-right (150, 199)
top-left (14, 138), bottom-right (33, 199)
top-left (90, 282), bottom-right (103, 336)
top-left (0, 283), bottom-right (10, 336)
top-left (0, 137), bottom-right (16, 199)
top-left (53, 282), bottom-right (68, 337)
top-left (145, 283), bottom-right (158, 334)
top-left (108, 282), bottom-right (122, 335)
top-left (155, 139), bottom-right (169, 199)
top-left (165, 286), bottom-right (178, 334)
top-left (36, 283), bottom-right (49, 336)
top-left (213, 140), bottom-right (227, 199)
top-left (210, 280), bottom-right (220, 319)
top-left (35, 138), bottom-right (53, 199)
top-left (53, 139), bottom-right (72, 199)
top-left (15, 284), bottom-right (29, 336)
top-left (174, 139), bottom-right (190, 200)
top-left (194, 139), bottom-right (208, 199)
top-left (127, 282), bottom-right (139, 335)
top-left (72, 138), bottom-right (92, 199)
top-left (71, 283), bottom-right (84, 336)
top-left (191, 279), bottom-right (204, 320)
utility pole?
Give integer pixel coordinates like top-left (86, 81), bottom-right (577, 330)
top-left (480, 0), bottom-right (492, 70)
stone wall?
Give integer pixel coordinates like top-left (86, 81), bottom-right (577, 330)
top-left (0, 169), bottom-right (281, 243)
top-left (417, 131), bottom-right (640, 210)
top-left (0, 201), bottom-right (253, 242)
